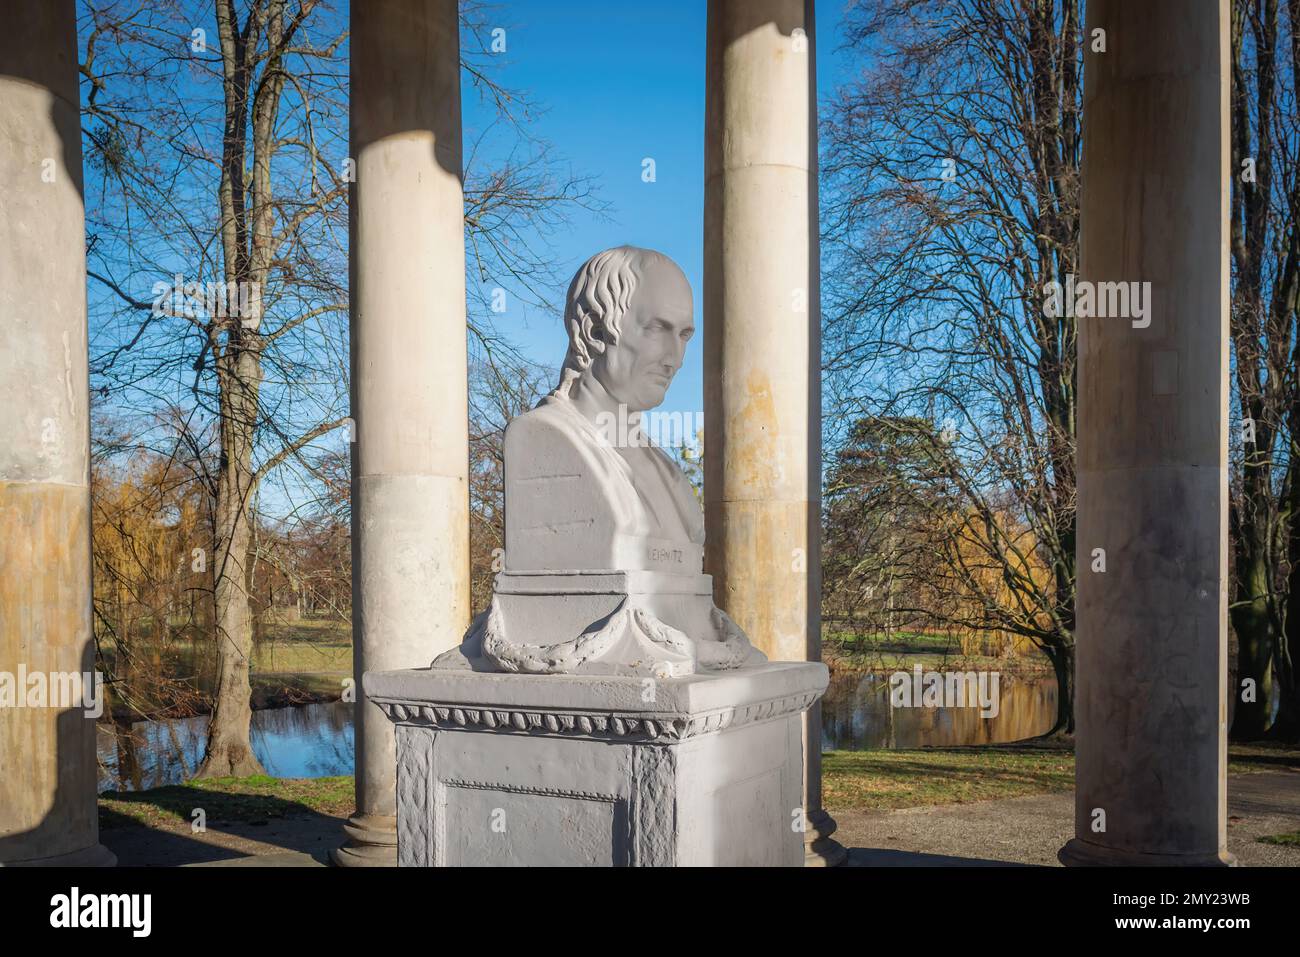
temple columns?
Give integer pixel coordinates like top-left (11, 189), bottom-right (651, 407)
top-left (1062, 0), bottom-right (1232, 866)
top-left (337, 0), bottom-right (471, 867)
top-left (0, 0), bottom-right (114, 867)
top-left (703, 0), bottom-right (844, 866)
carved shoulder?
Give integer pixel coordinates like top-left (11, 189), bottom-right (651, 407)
top-left (502, 404), bottom-right (630, 571)
top-left (503, 406), bottom-right (584, 480)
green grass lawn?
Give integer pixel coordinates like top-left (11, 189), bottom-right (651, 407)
top-left (100, 619), bottom-right (354, 717)
top-left (253, 624), bottom-right (352, 675)
top-left (822, 628), bottom-right (1055, 678)
top-left (824, 746), bottom-right (1075, 810)
top-left (97, 742), bottom-right (1300, 827)
top-left (824, 647), bottom-right (1054, 679)
top-left (100, 774), bottom-right (355, 829)
top-left (824, 630), bottom-right (957, 650)
top-left (250, 620), bottom-right (352, 704)
top-left (824, 742), bottom-right (1300, 812)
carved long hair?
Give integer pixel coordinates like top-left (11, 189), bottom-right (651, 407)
top-left (555, 245), bottom-right (671, 398)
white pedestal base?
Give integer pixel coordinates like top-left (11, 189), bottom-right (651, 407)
top-left (365, 661), bottom-right (827, 866)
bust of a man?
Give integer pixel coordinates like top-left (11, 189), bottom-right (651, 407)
top-left (437, 246), bottom-right (762, 678)
top-left (506, 246), bottom-right (704, 573)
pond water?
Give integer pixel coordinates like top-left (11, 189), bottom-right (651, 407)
top-left (97, 701), bottom-right (354, 792)
top-left (820, 671), bottom-right (1058, 750)
top-left (97, 671), bottom-right (1059, 790)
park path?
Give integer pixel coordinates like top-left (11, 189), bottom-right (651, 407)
top-left (835, 770), bottom-right (1300, 866)
top-left (100, 770), bottom-right (1300, 867)
top-left (102, 811), bottom-right (342, 867)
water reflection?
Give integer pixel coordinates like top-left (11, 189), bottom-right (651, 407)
top-left (97, 701), bottom-right (354, 792)
top-left (97, 670), bottom-right (1056, 791)
top-left (821, 672), bottom-right (1057, 750)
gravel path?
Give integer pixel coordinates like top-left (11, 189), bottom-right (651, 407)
top-left (834, 770), bottom-right (1300, 866)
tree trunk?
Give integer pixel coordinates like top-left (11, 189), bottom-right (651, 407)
top-left (1230, 529), bottom-right (1276, 739)
top-left (114, 722), bottom-right (142, 792)
top-left (1044, 641), bottom-right (1075, 737)
top-left (1273, 476), bottom-right (1300, 741)
top-left (199, 482), bottom-right (264, 775)
top-left (197, 344), bottom-right (265, 779)
top-left (1050, 658), bottom-right (1075, 736)
top-left (195, 0), bottom-right (285, 779)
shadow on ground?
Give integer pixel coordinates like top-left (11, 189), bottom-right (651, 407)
top-left (100, 787), bottom-right (344, 866)
top-left (846, 848), bottom-right (1027, 866)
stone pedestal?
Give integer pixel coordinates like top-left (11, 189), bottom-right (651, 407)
top-left (441, 570), bottom-right (762, 678)
top-left (366, 662), bottom-right (827, 866)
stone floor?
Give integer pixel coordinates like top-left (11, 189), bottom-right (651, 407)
top-left (99, 770), bottom-right (1300, 867)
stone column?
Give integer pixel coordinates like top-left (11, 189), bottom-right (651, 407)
top-left (704, 0), bottom-right (844, 866)
top-left (1062, 0), bottom-right (1232, 866)
top-left (0, 0), bottom-right (115, 867)
top-left (336, 0), bottom-right (470, 867)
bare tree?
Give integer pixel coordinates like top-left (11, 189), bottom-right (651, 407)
top-left (1228, 0), bottom-right (1300, 739)
top-left (822, 0), bottom-right (1082, 733)
top-left (80, 0), bottom-right (600, 776)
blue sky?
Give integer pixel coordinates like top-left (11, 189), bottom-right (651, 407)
top-left (79, 0), bottom-right (863, 514)
top-left (461, 0), bottom-right (856, 420)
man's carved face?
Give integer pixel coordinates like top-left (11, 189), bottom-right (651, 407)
top-left (591, 260), bottom-right (694, 412)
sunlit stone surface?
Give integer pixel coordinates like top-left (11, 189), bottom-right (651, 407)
top-left (435, 247), bottom-right (766, 678)
top-left (371, 247), bottom-right (825, 866)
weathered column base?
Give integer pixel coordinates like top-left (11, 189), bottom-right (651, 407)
top-left (331, 813), bottom-right (397, 867)
top-left (803, 809), bottom-right (847, 867)
top-left (1059, 838), bottom-right (1236, 868)
top-left (0, 844), bottom-right (117, 868)
top-left (366, 661), bottom-right (827, 866)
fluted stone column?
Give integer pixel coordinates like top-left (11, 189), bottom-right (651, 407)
top-left (704, 0), bottom-right (844, 867)
top-left (1062, 0), bottom-right (1232, 866)
top-left (0, 0), bottom-right (115, 867)
top-left (337, 0), bottom-right (470, 867)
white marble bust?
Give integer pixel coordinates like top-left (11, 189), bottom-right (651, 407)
top-left (437, 246), bottom-right (762, 677)
top-left (506, 247), bottom-right (705, 574)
